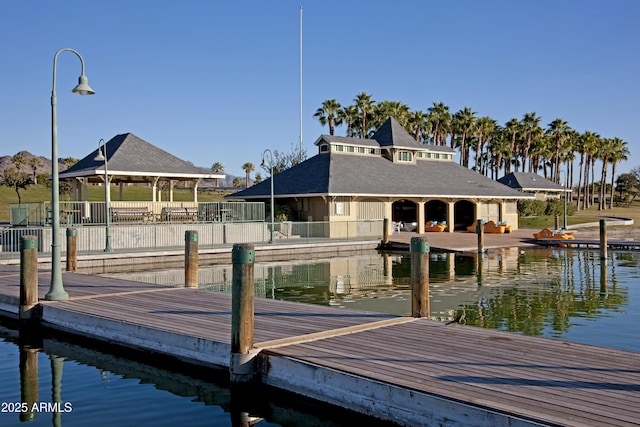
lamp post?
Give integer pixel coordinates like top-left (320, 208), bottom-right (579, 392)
top-left (94, 139), bottom-right (112, 252)
top-left (560, 169), bottom-right (568, 230)
top-left (261, 149), bottom-right (274, 244)
top-left (45, 48), bottom-right (95, 301)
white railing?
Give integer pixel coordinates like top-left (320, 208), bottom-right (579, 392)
top-left (0, 220), bottom-right (384, 258)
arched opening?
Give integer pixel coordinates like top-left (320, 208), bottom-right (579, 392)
top-left (454, 200), bottom-right (475, 231)
top-left (392, 200), bottom-right (418, 231)
top-left (426, 200), bottom-right (447, 222)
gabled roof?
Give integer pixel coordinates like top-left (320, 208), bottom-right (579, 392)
top-left (60, 133), bottom-right (223, 183)
top-left (498, 172), bottom-right (567, 192)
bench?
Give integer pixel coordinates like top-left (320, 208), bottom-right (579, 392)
top-left (111, 207), bottom-right (152, 222)
top-left (161, 207), bottom-right (198, 222)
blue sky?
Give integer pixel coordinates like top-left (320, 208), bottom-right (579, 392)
top-left (1, 0), bottom-right (638, 179)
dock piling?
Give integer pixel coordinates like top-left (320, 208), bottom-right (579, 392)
top-left (19, 236), bottom-right (39, 320)
top-left (600, 219), bottom-right (608, 259)
top-left (477, 219), bottom-right (485, 253)
top-left (66, 228), bottom-right (77, 272)
top-left (230, 243), bottom-right (257, 383)
top-left (185, 230), bottom-right (199, 288)
top-left (410, 237), bottom-right (430, 318)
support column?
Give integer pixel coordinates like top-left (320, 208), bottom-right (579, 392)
top-left (447, 201), bottom-right (455, 233)
top-left (416, 201), bottom-right (425, 234)
top-left (410, 236), bottom-right (430, 318)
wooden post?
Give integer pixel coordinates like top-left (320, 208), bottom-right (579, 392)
top-left (554, 215), bottom-right (559, 231)
top-left (230, 243), bottom-right (256, 383)
top-left (382, 218), bottom-right (389, 245)
top-left (599, 219), bottom-right (607, 260)
top-left (477, 219), bottom-right (484, 253)
top-left (185, 230), bottom-right (199, 288)
top-left (66, 228), bottom-right (77, 272)
top-left (410, 236), bottom-right (430, 318)
top-left (20, 236), bottom-right (39, 320)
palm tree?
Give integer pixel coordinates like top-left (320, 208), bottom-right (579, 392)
top-left (519, 112), bottom-right (542, 172)
top-left (427, 101), bottom-right (451, 145)
top-left (314, 99), bottom-right (343, 135)
top-left (11, 153), bottom-right (26, 172)
top-left (211, 162), bottom-right (224, 187)
top-left (451, 107), bottom-right (476, 167)
top-left (374, 101), bottom-right (410, 129)
top-left (503, 118), bottom-right (520, 174)
top-left (337, 105), bottom-right (359, 137)
top-left (608, 138), bottom-right (629, 208)
top-left (488, 127), bottom-right (512, 179)
top-left (28, 157), bottom-right (43, 184)
top-left (354, 92), bottom-right (375, 138)
top-left (472, 116), bottom-right (496, 174)
top-left (545, 118), bottom-right (572, 182)
top-left (241, 162), bottom-right (254, 188)
top-left (408, 110), bottom-right (428, 142)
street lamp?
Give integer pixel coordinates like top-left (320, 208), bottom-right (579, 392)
top-left (560, 170), bottom-right (568, 230)
top-left (94, 139), bottom-right (112, 252)
top-left (45, 48), bottom-right (95, 301)
top-left (261, 149), bottom-right (274, 244)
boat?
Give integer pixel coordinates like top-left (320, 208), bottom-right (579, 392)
top-left (425, 220), bottom-right (447, 232)
top-left (483, 220), bottom-right (507, 234)
top-left (533, 228), bottom-right (575, 240)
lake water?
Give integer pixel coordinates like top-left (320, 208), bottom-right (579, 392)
top-left (1, 247), bottom-right (639, 426)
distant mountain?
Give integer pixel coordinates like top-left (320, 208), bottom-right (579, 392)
top-left (0, 151), bottom-right (63, 178)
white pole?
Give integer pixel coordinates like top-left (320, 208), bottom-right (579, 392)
top-left (299, 5), bottom-right (303, 161)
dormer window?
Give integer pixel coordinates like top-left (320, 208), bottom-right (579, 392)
top-left (398, 151), bottom-right (413, 162)
top-left (319, 143), bottom-right (329, 153)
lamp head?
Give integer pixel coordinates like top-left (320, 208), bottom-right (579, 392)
top-left (72, 75), bottom-right (95, 95)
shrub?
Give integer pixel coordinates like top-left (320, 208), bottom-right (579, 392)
top-left (517, 200), bottom-right (547, 217)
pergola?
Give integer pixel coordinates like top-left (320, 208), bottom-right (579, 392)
top-left (59, 133), bottom-right (224, 202)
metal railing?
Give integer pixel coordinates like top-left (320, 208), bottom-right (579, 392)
top-left (9, 201), bottom-right (265, 226)
top-left (0, 220), bottom-right (384, 258)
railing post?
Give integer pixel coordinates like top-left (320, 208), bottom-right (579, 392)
top-left (66, 228), bottom-right (77, 272)
top-left (382, 218), bottom-right (389, 245)
top-left (230, 243), bottom-right (257, 384)
top-left (477, 219), bottom-right (484, 253)
top-left (410, 236), bottom-right (430, 318)
top-left (185, 230), bottom-right (198, 288)
top-left (599, 219), bottom-right (607, 260)
top-left (20, 236), bottom-right (39, 321)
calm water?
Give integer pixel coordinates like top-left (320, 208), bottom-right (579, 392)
top-left (1, 247), bottom-right (638, 426)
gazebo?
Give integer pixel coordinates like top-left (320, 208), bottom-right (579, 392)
top-left (59, 133), bottom-right (224, 203)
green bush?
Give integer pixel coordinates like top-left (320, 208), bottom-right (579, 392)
top-left (545, 198), bottom-right (577, 216)
top-left (517, 200), bottom-right (547, 217)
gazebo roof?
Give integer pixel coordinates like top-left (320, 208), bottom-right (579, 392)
top-left (498, 172), bottom-right (568, 192)
top-left (59, 133), bottom-right (223, 184)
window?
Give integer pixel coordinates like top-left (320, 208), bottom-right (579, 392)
top-left (319, 144), bottom-right (329, 152)
top-left (398, 151), bottom-right (412, 162)
top-left (335, 144), bottom-right (344, 152)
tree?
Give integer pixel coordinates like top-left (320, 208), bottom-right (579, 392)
top-left (452, 107), bottom-right (476, 167)
top-left (61, 157), bottom-right (79, 170)
top-left (232, 177), bottom-right (243, 188)
top-left (211, 162), bottom-right (224, 187)
top-left (28, 157), bottom-right (43, 184)
top-left (337, 105), bottom-right (358, 137)
top-left (427, 101), bottom-right (451, 145)
top-left (263, 144), bottom-right (308, 175)
top-left (545, 118), bottom-right (572, 183)
top-left (354, 91), bottom-right (375, 138)
top-left (11, 153), bottom-right (26, 173)
top-left (472, 116), bottom-right (496, 174)
top-left (615, 172), bottom-right (639, 206)
top-left (608, 138), bottom-right (629, 209)
top-left (241, 162), bottom-right (255, 188)
top-left (520, 112), bottom-right (543, 172)
top-left (254, 173), bottom-right (263, 184)
top-left (408, 110), bottom-right (428, 142)
top-left (0, 166), bottom-right (31, 204)
top-left (314, 99), bottom-right (343, 135)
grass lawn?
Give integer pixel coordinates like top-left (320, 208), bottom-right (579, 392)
top-left (0, 184), bottom-right (237, 222)
top-left (519, 201), bottom-right (640, 230)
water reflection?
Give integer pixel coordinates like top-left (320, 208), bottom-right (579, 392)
top-left (1, 324), bottom-right (393, 427)
top-left (99, 248), bottom-right (640, 351)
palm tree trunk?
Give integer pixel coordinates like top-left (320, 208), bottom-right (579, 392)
top-left (609, 163), bottom-right (617, 209)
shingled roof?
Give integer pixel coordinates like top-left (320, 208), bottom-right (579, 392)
top-left (232, 118), bottom-right (529, 200)
top-left (60, 133), bottom-right (222, 183)
top-left (498, 172), bottom-right (567, 192)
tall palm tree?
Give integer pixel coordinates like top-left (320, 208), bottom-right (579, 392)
top-left (451, 107), bottom-right (476, 167)
top-left (520, 112), bottom-right (542, 172)
top-left (211, 162), bottom-right (224, 187)
top-left (354, 92), bottom-right (375, 138)
top-left (241, 162), bottom-right (254, 188)
top-left (503, 118), bottom-right (520, 174)
top-left (408, 110), bottom-right (428, 142)
top-left (314, 99), bottom-right (343, 135)
top-left (472, 116), bottom-right (496, 174)
top-left (11, 153), bottom-right (26, 172)
top-left (489, 127), bottom-right (512, 179)
top-left (374, 101), bottom-right (410, 129)
top-left (598, 138), bottom-right (616, 210)
top-left (337, 105), bottom-right (359, 137)
top-left (608, 138), bottom-right (629, 208)
top-left (545, 118), bottom-right (572, 183)
top-left (427, 101), bottom-right (451, 145)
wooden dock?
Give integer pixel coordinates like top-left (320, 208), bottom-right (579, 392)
top-left (1, 263), bottom-right (640, 426)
